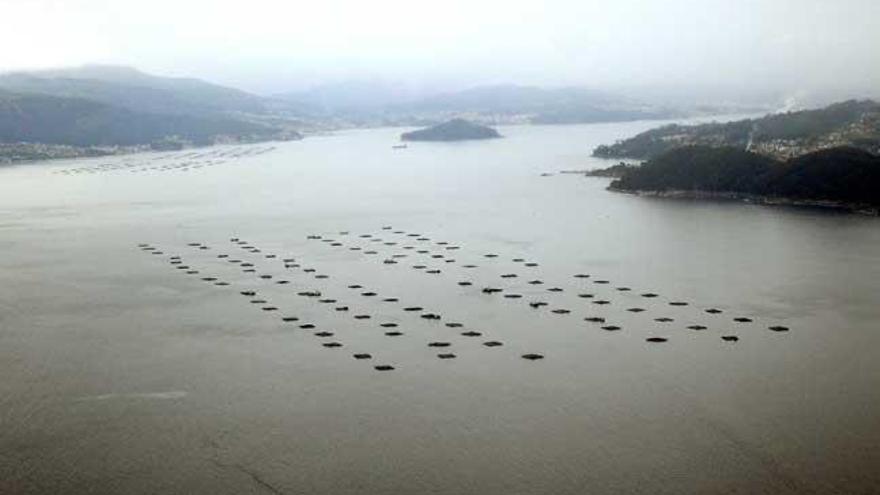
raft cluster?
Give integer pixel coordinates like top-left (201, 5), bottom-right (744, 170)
top-left (139, 226), bottom-right (790, 372)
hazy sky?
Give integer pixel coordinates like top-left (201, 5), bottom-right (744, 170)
top-left (1, 0), bottom-right (878, 96)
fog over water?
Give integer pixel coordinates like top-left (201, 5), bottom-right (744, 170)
top-left (1, 120), bottom-right (879, 493)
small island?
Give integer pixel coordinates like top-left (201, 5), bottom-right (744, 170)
top-left (607, 145), bottom-right (880, 213)
top-left (400, 118), bottom-right (502, 142)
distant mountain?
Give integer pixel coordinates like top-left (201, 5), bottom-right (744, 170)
top-left (594, 100), bottom-right (880, 160)
top-left (275, 80), bottom-right (421, 115)
top-left (404, 85), bottom-right (676, 124)
top-left (400, 119), bottom-right (501, 142)
top-left (0, 65), bottom-right (266, 116)
top-left (0, 66), bottom-right (307, 159)
top-left (0, 89), bottom-right (278, 147)
top-left (608, 145), bottom-right (880, 210)
top-left (275, 82), bottom-right (680, 125)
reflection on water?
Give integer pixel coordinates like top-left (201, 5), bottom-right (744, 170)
top-left (1, 120), bottom-right (879, 494)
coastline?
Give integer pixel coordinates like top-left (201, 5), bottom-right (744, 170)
top-left (604, 183), bottom-right (880, 216)
top-left (0, 135), bottom-right (300, 167)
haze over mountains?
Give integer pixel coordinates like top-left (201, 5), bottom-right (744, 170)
top-left (0, 64), bottom-right (764, 161)
top-left (274, 82), bottom-right (703, 124)
top-left (2, 63), bottom-right (875, 165)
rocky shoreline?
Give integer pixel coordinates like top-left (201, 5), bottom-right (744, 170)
top-left (605, 185), bottom-right (880, 216)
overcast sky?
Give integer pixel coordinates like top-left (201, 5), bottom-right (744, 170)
top-left (1, 0), bottom-right (878, 97)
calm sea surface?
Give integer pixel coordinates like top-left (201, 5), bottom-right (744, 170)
top-left (1, 120), bottom-right (878, 494)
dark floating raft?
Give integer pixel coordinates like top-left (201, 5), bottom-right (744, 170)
top-left (446, 323), bottom-right (463, 328)
top-left (428, 342), bottom-right (451, 348)
top-left (374, 365), bottom-right (395, 371)
top-left (551, 309), bottom-right (571, 314)
top-left (521, 353), bottom-right (544, 360)
top-left (687, 325), bottom-right (708, 330)
top-left (353, 354), bottom-right (372, 360)
top-left (314, 331), bottom-right (334, 337)
top-left (646, 337), bottom-right (668, 343)
top-left (461, 331), bottom-right (482, 337)
top-left (769, 326), bottom-right (790, 332)
top-left (483, 341), bottom-right (503, 347)
top-left (385, 331), bottom-right (403, 336)
top-left (282, 317), bottom-right (299, 322)
top-left (734, 317), bottom-right (754, 323)
top-left (529, 301), bottom-right (548, 308)
top-left (404, 307), bottom-right (423, 312)
top-left (323, 342), bottom-right (343, 348)
top-left (655, 317), bottom-right (674, 322)
top-left (627, 308), bottom-right (646, 313)
top-left (669, 301), bottom-right (689, 306)
top-left (642, 293), bottom-right (659, 298)
top-left (584, 317), bottom-right (606, 323)
top-left (705, 308), bottom-right (723, 314)
top-left (380, 323), bottom-right (398, 328)
top-left (722, 335), bottom-right (740, 342)
top-left (437, 354), bottom-right (456, 359)
top-left (602, 325), bottom-right (622, 331)
top-left (547, 287), bottom-right (564, 293)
